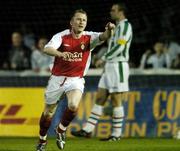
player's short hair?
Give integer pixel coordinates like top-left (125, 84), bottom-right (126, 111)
top-left (113, 2), bottom-right (127, 15)
top-left (71, 9), bottom-right (87, 19)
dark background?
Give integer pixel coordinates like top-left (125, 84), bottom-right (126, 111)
top-left (0, 0), bottom-right (180, 67)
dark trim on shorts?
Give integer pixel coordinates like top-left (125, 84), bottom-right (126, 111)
top-left (118, 62), bottom-right (124, 82)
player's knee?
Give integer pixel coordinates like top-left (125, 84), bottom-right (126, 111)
top-left (44, 110), bottom-right (54, 118)
top-left (68, 102), bottom-right (78, 111)
top-left (44, 106), bottom-right (56, 118)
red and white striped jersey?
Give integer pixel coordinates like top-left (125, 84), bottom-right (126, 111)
top-left (45, 29), bottom-right (101, 77)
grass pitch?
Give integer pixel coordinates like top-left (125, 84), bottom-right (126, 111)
top-left (0, 137), bottom-right (179, 151)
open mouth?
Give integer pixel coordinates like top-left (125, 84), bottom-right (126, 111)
top-left (79, 25), bottom-right (84, 28)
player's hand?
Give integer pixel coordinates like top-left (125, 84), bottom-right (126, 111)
top-left (105, 22), bottom-right (115, 37)
top-left (95, 59), bottom-right (105, 68)
top-left (105, 22), bottom-right (115, 30)
top-left (63, 52), bottom-right (73, 59)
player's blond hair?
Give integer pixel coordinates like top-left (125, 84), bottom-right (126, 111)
top-left (71, 9), bottom-right (87, 19)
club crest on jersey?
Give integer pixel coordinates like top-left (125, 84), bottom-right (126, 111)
top-left (80, 42), bottom-right (85, 50)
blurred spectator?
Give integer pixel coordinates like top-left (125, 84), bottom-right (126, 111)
top-left (20, 23), bottom-right (36, 50)
top-left (164, 41), bottom-right (180, 65)
top-left (171, 54), bottom-right (180, 69)
top-left (139, 49), bottom-right (152, 69)
top-left (31, 37), bottom-right (53, 72)
top-left (140, 42), bottom-right (171, 69)
top-left (3, 32), bottom-right (31, 70)
top-left (161, 33), bottom-right (180, 67)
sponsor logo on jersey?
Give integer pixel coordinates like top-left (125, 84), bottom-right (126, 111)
top-left (63, 52), bottom-right (83, 62)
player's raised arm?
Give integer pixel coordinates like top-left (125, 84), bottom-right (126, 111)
top-left (89, 22), bottom-right (115, 50)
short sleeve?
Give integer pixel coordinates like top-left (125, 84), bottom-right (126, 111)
top-left (85, 31), bottom-right (103, 50)
top-left (45, 33), bottom-right (62, 49)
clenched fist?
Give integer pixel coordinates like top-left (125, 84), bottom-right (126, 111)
top-left (105, 22), bottom-right (116, 30)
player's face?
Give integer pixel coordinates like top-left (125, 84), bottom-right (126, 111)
top-left (71, 13), bottom-right (87, 33)
top-left (110, 5), bottom-right (121, 20)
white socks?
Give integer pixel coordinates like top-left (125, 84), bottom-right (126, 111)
top-left (83, 104), bottom-right (103, 133)
top-left (82, 104), bottom-right (124, 137)
top-left (59, 123), bottom-right (67, 131)
top-left (111, 106), bottom-right (124, 137)
top-left (40, 134), bottom-right (47, 140)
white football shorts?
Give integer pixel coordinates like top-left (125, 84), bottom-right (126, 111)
top-left (98, 62), bottom-right (129, 93)
top-left (45, 75), bottom-right (85, 104)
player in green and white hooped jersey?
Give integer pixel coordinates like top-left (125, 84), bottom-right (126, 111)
top-left (71, 3), bottom-right (133, 141)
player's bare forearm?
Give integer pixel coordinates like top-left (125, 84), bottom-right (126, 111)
top-left (43, 47), bottom-right (63, 57)
top-left (43, 47), bottom-right (73, 59)
top-left (99, 29), bottom-right (111, 41)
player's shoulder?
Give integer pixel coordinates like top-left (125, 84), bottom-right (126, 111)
top-left (125, 20), bottom-right (132, 28)
top-left (119, 19), bottom-right (132, 32)
top-left (119, 19), bottom-right (131, 26)
top-left (52, 29), bottom-right (71, 38)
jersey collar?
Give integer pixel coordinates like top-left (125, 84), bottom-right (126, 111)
top-left (117, 18), bottom-right (128, 26)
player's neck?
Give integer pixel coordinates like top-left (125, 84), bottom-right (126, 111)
top-left (71, 29), bottom-right (83, 39)
top-left (116, 16), bottom-right (126, 24)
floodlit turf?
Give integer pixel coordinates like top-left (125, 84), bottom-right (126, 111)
top-left (0, 137), bottom-right (179, 151)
